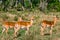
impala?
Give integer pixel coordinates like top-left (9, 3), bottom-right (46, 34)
top-left (2, 17), bottom-right (23, 34)
top-left (41, 15), bottom-right (58, 35)
top-left (2, 21), bottom-right (16, 34)
top-left (14, 17), bottom-right (34, 36)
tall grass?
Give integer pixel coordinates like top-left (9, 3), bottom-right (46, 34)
top-left (0, 10), bottom-right (60, 40)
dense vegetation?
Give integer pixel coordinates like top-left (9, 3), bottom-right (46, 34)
top-left (0, 0), bottom-right (60, 12)
top-left (0, 0), bottom-right (60, 40)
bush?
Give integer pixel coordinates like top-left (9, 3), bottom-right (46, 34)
top-left (48, 0), bottom-right (60, 11)
top-left (14, 16), bottom-right (18, 21)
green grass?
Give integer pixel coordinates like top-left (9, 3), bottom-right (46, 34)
top-left (0, 10), bottom-right (60, 40)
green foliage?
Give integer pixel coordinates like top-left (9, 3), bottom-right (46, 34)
top-left (17, 3), bottom-right (22, 8)
top-left (14, 16), bottom-right (18, 21)
top-left (16, 2), bottom-right (23, 11)
top-left (48, 0), bottom-right (60, 11)
top-left (0, 13), bottom-right (9, 20)
top-left (24, 0), bottom-right (31, 8)
top-left (0, 0), bottom-right (60, 12)
top-left (31, 0), bottom-right (40, 8)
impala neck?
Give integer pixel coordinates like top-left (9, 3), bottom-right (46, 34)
top-left (30, 19), bottom-right (33, 25)
top-left (53, 17), bottom-right (57, 25)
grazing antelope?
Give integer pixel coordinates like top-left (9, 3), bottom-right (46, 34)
top-left (2, 17), bottom-right (23, 34)
top-left (41, 15), bottom-right (58, 35)
top-left (14, 17), bottom-right (34, 36)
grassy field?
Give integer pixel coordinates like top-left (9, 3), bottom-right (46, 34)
top-left (0, 10), bottom-right (60, 40)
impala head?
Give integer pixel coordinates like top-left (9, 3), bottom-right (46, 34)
top-left (53, 15), bottom-right (59, 25)
top-left (54, 15), bottom-right (59, 20)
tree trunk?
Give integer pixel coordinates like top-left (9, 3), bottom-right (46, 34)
top-left (20, 0), bottom-right (25, 11)
top-left (39, 0), bottom-right (48, 12)
top-left (29, 0), bottom-right (32, 8)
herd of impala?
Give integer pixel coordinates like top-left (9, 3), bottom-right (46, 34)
top-left (1, 15), bottom-right (59, 36)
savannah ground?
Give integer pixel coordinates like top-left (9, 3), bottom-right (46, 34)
top-left (0, 10), bottom-right (60, 40)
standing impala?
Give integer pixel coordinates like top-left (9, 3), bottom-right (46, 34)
top-left (14, 16), bottom-right (34, 36)
top-left (41, 15), bottom-right (58, 35)
top-left (2, 17), bottom-right (23, 34)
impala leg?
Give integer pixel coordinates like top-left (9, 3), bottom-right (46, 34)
top-left (50, 27), bottom-right (53, 35)
top-left (41, 23), bottom-right (46, 35)
top-left (2, 27), bottom-right (6, 33)
top-left (5, 27), bottom-right (9, 34)
top-left (41, 25), bottom-right (46, 35)
top-left (2, 26), bottom-right (9, 34)
top-left (14, 27), bottom-right (17, 36)
top-left (14, 24), bottom-right (18, 36)
top-left (14, 26), bottom-right (20, 36)
top-left (25, 27), bottom-right (29, 35)
top-left (41, 27), bottom-right (45, 35)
